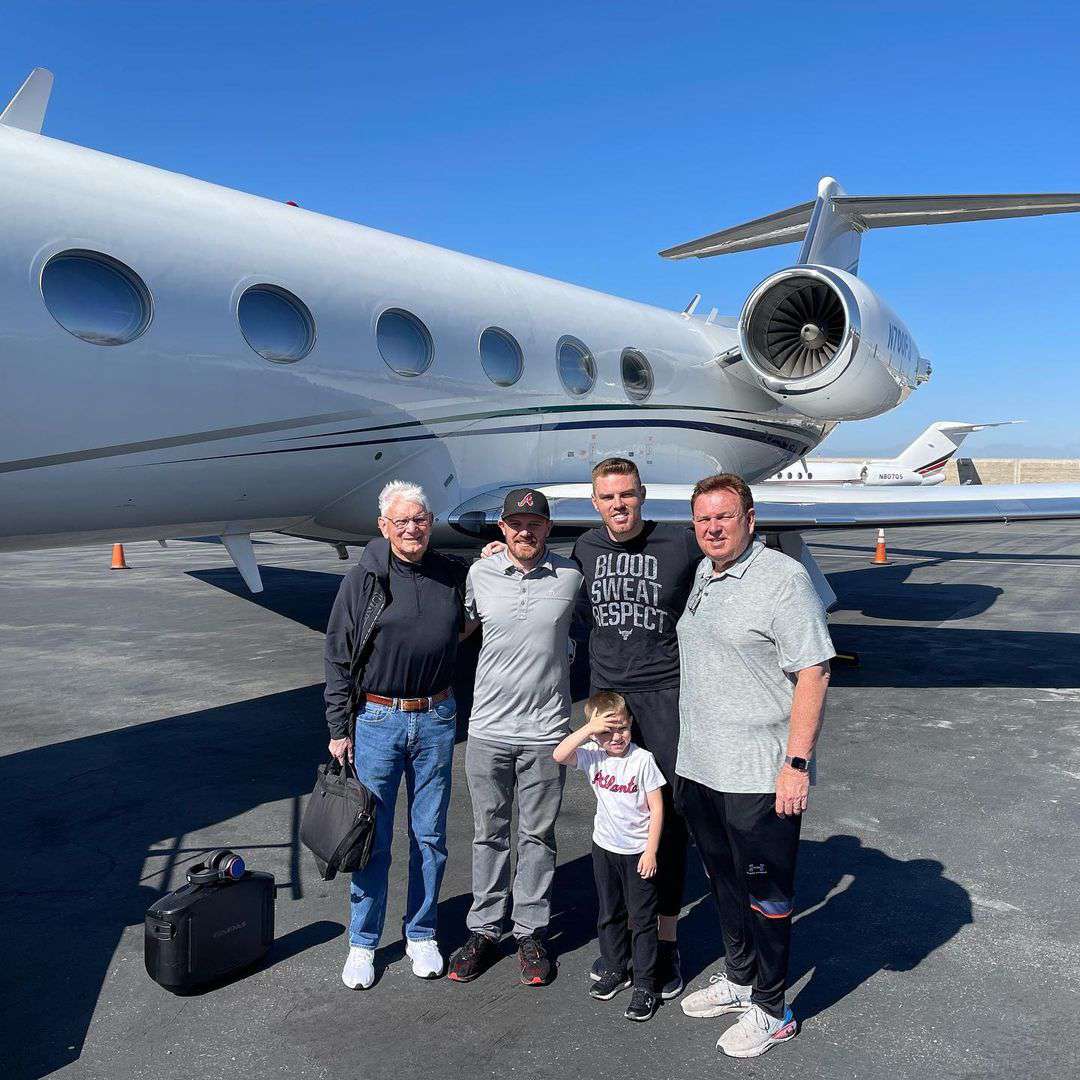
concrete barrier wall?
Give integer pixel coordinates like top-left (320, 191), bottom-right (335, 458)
top-left (945, 459), bottom-right (1080, 484)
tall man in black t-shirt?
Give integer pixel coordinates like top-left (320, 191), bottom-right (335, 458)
top-left (572, 457), bottom-right (700, 998)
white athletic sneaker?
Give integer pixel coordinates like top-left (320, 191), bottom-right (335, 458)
top-left (405, 938), bottom-right (445, 979)
top-left (680, 971), bottom-right (753, 1017)
top-left (342, 946), bottom-right (376, 990)
top-left (717, 1004), bottom-right (797, 1058)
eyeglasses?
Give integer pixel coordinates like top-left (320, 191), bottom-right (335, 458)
top-left (386, 514), bottom-right (432, 531)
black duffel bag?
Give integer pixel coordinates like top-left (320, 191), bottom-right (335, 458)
top-left (300, 757), bottom-right (377, 881)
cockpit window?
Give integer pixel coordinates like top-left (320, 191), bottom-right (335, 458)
top-left (238, 284), bottom-right (315, 363)
top-left (40, 250), bottom-right (152, 346)
top-left (479, 327), bottom-right (523, 387)
top-left (556, 336), bottom-right (595, 395)
top-left (377, 309), bottom-right (433, 376)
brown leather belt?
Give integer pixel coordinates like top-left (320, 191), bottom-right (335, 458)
top-left (362, 687), bottom-right (452, 713)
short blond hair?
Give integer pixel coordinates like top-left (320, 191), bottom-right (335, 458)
top-left (584, 690), bottom-right (628, 722)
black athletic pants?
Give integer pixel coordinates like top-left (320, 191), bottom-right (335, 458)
top-left (678, 778), bottom-right (802, 1018)
top-left (600, 685), bottom-right (688, 919)
top-left (592, 843), bottom-right (659, 991)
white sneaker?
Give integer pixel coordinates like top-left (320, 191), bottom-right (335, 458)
top-left (681, 971), bottom-right (753, 1017)
top-left (405, 938), bottom-right (445, 979)
top-left (717, 1004), bottom-right (797, 1058)
top-left (342, 946), bottom-right (376, 990)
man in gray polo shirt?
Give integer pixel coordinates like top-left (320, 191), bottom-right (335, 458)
top-left (447, 488), bottom-right (583, 987)
top-left (676, 473), bottom-right (834, 1059)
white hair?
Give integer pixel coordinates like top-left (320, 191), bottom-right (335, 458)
top-left (378, 480), bottom-right (430, 517)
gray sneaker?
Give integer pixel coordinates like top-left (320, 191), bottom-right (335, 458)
top-left (680, 971), bottom-right (753, 1017)
top-left (717, 1004), bottom-right (797, 1058)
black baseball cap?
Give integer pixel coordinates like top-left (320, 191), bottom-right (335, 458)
top-left (501, 487), bottom-right (551, 520)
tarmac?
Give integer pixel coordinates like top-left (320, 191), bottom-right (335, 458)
top-left (1, 524), bottom-right (1078, 1080)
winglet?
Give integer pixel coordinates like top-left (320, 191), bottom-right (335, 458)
top-left (0, 67), bottom-right (54, 133)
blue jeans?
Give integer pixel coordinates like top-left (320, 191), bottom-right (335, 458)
top-left (349, 694), bottom-right (457, 948)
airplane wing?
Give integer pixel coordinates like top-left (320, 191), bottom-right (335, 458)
top-left (447, 481), bottom-right (1080, 537)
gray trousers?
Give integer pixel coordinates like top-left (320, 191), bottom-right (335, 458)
top-left (464, 736), bottom-right (566, 940)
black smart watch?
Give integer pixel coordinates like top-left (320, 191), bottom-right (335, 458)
top-left (784, 755), bottom-right (810, 772)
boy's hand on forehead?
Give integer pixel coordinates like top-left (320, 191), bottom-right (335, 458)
top-left (586, 710), bottom-right (626, 736)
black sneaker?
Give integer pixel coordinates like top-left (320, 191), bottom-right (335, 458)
top-left (447, 932), bottom-right (498, 982)
top-left (624, 987), bottom-right (659, 1022)
top-left (591, 955), bottom-right (632, 981)
top-left (658, 941), bottom-right (684, 1000)
top-left (589, 969), bottom-right (631, 1000)
top-left (517, 935), bottom-right (553, 986)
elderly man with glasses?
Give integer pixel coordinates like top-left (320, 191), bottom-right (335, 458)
top-left (324, 480), bottom-right (469, 991)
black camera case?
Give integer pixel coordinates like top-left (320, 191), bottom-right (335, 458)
top-left (144, 850), bottom-right (275, 993)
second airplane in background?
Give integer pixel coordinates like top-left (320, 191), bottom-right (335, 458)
top-left (762, 421), bottom-right (1021, 487)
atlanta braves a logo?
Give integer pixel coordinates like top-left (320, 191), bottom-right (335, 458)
top-left (517, 493), bottom-right (535, 509)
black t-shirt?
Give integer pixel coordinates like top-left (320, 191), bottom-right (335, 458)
top-left (572, 521), bottom-right (701, 691)
top-left (361, 551), bottom-right (465, 698)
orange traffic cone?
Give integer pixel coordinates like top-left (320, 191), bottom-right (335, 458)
top-left (872, 528), bottom-right (888, 565)
top-left (110, 543), bottom-right (129, 570)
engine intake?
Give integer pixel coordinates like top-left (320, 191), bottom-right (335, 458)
top-left (744, 276), bottom-right (846, 379)
top-left (737, 265), bottom-right (923, 421)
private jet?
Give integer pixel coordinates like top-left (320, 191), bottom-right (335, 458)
top-left (3, 67), bottom-right (1080, 608)
top-left (762, 421), bottom-right (1021, 486)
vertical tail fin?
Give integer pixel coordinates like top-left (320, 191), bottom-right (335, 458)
top-left (796, 177), bottom-right (863, 274)
top-left (893, 421), bottom-right (1022, 475)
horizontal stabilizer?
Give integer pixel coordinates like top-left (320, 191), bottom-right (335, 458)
top-left (660, 181), bottom-right (1080, 262)
top-left (0, 67), bottom-right (53, 134)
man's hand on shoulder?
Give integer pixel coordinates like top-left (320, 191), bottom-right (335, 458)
top-left (774, 764), bottom-right (809, 817)
top-left (480, 541), bottom-right (506, 559)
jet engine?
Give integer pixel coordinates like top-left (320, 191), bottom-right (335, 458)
top-left (737, 265), bottom-right (928, 421)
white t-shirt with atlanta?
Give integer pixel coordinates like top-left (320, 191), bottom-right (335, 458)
top-left (574, 741), bottom-right (666, 855)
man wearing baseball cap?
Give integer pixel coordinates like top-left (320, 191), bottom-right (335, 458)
top-left (448, 488), bottom-right (583, 986)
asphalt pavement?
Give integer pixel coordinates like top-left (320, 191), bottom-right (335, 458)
top-left (1, 524), bottom-right (1078, 1080)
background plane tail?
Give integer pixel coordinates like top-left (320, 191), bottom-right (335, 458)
top-left (893, 420), bottom-right (1022, 477)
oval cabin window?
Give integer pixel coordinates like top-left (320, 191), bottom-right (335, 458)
top-left (238, 284), bottom-right (315, 363)
top-left (621, 349), bottom-right (653, 402)
top-left (377, 309), bottom-right (433, 376)
top-left (41, 250), bottom-right (152, 346)
top-left (556, 336), bottom-right (595, 396)
top-left (479, 327), bottom-right (523, 387)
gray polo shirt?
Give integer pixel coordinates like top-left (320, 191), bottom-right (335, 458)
top-left (675, 538), bottom-right (835, 794)
top-left (466, 548), bottom-right (584, 745)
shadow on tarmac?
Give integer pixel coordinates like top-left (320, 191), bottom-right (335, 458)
top-left (1, 684), bottom-right (977, 1078)
top-left (0, 684), bottom-right (332, 1079)
top-left (827, 561), bottom-right (1004, 622)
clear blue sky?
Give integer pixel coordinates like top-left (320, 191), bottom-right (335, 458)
top-left (5, 1), bottom-right (1079, 456)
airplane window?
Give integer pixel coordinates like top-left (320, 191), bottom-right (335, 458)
top-left (621, 349), bottom-right (653, 402)
top-left (807, 472), bottom-right (813, 479)
top-left (479, 327), bottom-right (523, 387)
top-left (377, 309), bottom-right (433, 376)
top-left (40, 250), bottom-right (152, 346)
top-left (238, 284), bottom-right (314, 363)
top-left (556, 336), bottom-right (595, 395)
top-left (787, 472), bottom-right (793, 479)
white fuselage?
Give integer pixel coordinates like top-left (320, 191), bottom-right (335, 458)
top-left (0, 125), bottom-right (828, 550)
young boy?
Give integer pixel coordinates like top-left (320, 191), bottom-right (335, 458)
top-left (553, 690), bottom-right (666, 1021)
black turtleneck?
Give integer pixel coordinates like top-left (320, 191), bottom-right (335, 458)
top-left (360, 550), bottom-right (465, 698)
